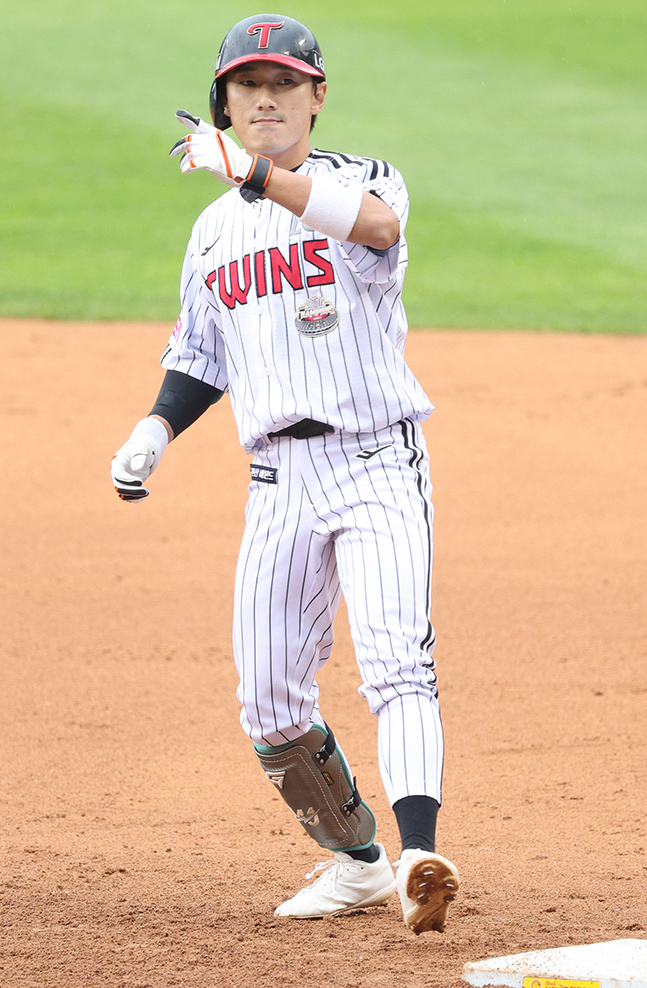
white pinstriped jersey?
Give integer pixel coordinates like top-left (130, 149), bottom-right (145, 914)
top-left (161, 150), bottom-right (433, 452)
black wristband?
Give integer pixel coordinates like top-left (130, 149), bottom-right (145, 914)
top-left (241, 154), bottom-right (274, 196)
top-left (149, 369), bottom-right (223, 437)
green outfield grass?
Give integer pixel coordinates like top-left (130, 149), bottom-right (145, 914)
top-left (1, 0), bottom-right (645, 331)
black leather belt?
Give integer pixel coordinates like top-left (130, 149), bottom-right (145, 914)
top-left (268, 418), bottom-right (334, 440)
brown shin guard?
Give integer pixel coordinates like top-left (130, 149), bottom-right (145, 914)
top-left (254, 725), bottom-right (376, 851)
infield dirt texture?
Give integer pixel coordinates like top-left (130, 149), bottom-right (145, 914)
top-left (1, 319), bottom-right (646, 987)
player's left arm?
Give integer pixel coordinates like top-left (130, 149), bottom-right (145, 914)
top-left (264, 168), bottom-right (399, 251)
top-left (169, 111), bottom-right (398, 250)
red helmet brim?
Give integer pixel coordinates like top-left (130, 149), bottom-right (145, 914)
top-left (215, 53), bottom-right (325, 79)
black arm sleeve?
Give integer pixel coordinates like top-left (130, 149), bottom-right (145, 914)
top-left (149, 369), bottom-right (224, 438)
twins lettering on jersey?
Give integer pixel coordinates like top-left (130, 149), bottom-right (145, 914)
top-left (205, 238), bottom-right (334, 310)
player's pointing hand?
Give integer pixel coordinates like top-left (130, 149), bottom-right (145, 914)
top-left (169, 121), bottom-right (250, 186)
top-left (170, 110), bottom-right (274, 195)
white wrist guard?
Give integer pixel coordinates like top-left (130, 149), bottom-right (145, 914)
top-left (299, 175), bottom-right (364, 242)
top-left (130, 416), bottom-right (170, 457)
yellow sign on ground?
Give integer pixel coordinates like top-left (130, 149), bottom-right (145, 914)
top-left (523, 980), bottom-right (601, 988)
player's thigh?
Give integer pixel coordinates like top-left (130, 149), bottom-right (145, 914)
top-left (333, 422), bottom-right (435, 706)
top-left (233, 453), bottom-right (341, 737)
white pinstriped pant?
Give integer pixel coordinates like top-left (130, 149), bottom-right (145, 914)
top-left (233, 418), bottom-right (444, 806)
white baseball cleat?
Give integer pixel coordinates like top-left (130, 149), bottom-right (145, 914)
top-left (395, 850), bottom-right (459, 935)
top-left (274, 843), bottom-right (396, 919)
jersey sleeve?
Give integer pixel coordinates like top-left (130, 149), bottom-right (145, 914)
top-left (339, 161), bottom-right (409, 285)
top-left (160, 232), bottom-right (230, 392)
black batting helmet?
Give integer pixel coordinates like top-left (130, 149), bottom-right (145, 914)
top-left (209, 14), bottom-right (325, 130)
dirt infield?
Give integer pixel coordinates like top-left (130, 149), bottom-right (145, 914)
top-left (2, 318), bottom-right (646, 987)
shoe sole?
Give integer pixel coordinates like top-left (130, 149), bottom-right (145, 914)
top-left (404, 856), bottom-right (459, 935)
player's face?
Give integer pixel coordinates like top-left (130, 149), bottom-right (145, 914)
top-left (224, 62), bottom-right (326, 169)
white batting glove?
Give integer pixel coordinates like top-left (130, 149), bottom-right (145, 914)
top-left (110, 417), bottom-right (169, 503)
top-left (169, 110), bottom-right (274, 194)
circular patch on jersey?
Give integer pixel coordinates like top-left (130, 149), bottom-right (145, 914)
top-left (294, 295), bottom-right (339, 337)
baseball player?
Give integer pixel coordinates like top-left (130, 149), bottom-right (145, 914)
top-left (111, 14), bottom-right (459, 934)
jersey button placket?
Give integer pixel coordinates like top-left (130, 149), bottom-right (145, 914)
top-left (252, 206), bottom-right (272, 378)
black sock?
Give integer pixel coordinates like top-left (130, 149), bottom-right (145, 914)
top-left (346, 844), bottom-right (380, 863)
top-left (393, 795), bottom-right (439, 853)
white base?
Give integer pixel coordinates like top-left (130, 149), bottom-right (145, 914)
top-left (463, 938), bottom-right (647, 988)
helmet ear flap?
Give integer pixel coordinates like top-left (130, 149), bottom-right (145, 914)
top-left (209, 77), bottom-right (231, 130)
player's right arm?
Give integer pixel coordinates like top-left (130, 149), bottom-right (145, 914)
top-left (111, 206), bottom-right (228, 503)
top-left (110, 371), bottom-right (224, 502)
top-left (110, 415), bottom-right (171, 503)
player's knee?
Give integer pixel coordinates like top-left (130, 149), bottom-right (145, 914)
top-left (239, 708), bottom-right (321, 748)
top-left (361, 680), bottom-right (440, 718)
top-left (236, 677), bottom-right (322, 745)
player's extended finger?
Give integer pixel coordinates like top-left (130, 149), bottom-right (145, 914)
top-left (175, 109), bottom-right (214, 134)
top-left (175, 109), bottom-right (201, 130)
top-left (169, 136), bottom-right (191, 157)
